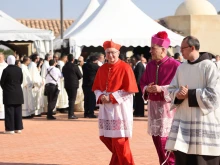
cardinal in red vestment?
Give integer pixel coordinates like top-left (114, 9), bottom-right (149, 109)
top-left (92, 40), bottom-right (138, 165)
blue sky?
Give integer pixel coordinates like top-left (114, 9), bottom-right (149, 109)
top-left (1, 0), bottom-right (220, 20)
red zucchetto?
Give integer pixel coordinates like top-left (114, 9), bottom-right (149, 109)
top-left (103, 40), bottom-right (121, 51)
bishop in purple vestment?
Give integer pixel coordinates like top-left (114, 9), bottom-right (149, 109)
top-left (140, 31), bottom-right (180, 165)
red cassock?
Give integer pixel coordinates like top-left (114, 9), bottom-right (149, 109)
top-left (92, 60), bottom-right (138, 94)
top-left (92, 59), bottom-right (138, 165)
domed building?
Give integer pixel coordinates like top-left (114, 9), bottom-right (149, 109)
top-left (162, 0), bottom-right (220, 55)
top-left (175, 0), bottom-right (217, 16)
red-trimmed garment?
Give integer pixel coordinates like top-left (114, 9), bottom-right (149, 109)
top-left (92, 60), bottom-right (138, 93)
top-left (92, 60), bottom-right (138, 165)
top-left (140, 56), bottom-right (180, 165)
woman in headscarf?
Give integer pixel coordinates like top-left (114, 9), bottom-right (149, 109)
top-left (1, 55), bottom-right (24, 134)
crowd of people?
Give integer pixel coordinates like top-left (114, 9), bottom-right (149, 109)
top-left (1, 30), bottom-right (220, 165)
top-left (0, 52), bottom-right (106, 130)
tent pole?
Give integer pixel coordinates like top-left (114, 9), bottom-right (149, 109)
top-left (60, 0), bottom-right (64, 55)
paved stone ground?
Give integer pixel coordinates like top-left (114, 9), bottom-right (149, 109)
top-left (0, 111), bottom-right (159, 165)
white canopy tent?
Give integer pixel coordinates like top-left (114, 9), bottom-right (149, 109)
top-left (53, 0), bottom-right (100, 50)
top-left (66, 0), bottom-right (184, 58)
top-left (0, 10), bottom-right (55, 57)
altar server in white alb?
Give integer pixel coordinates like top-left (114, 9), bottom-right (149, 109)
top-left (57, 54), bottom-right (68, 111)
top-left (41, 54), bottom-right (53, 114)
top-left (21, 56), bottom-right (34, 118)
top-left (28, 54), bottom-right (44, 116)
top-left (0, 52), bottom-right (8, 119)
top-left (166, 36), bottom-right (220, 165)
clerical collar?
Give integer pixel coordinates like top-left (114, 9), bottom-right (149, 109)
top-left (190, 57), bottom-right (199, 62)
top-left (154, 56), bottom-right (169, 65)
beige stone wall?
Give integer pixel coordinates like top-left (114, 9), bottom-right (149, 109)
top-left (163, 16), bottom-right (191, 36)
top-left (190, 15), bottom-right (220, 55)
top-left (164, 15), bottom-right (220, 55)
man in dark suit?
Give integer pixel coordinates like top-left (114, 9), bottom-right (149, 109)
top-left (131, 54), bottom-right (145, 117)
top-left (1, 55), bottom-right (24, 134)
top-left (82, 54), bottom-right (100, 118)
top-left (62, 54), bottom-right (82, 119)
top-left (174, 53), bottom-right (183, 63)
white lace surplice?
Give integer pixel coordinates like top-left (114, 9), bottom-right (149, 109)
top-left (144, 86), bottom-right (175, 137)
top-left (95, 90), bottom-right (134, 138)
top-left (147, 101), bottom-right (175, 137)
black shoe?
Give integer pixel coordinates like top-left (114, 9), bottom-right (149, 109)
top-left (84, 114), bottom-right (89, 118)
top-left (94, 106), bottom-right (99, 111)
top-left (68, 115), bottom-right (78, 119)
top-left (23, 115), bottom-right (34, 119)
top-left (47, 116), bottom-right (56, 120)
top-left (88, 114), bottom-right (97, 118)
top-left (41, 112), bottom-right (47, 115)
top-left (34, 114), bottom-right (42, 117)
top-left (59, 109), bottom-right (68, 113)
top-left (134, 115), bottom-right (145, 117)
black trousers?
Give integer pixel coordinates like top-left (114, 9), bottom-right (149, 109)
top-left (83, 86), bottom-right (96, 116)
top-left (133, 87), bottom-right (145, 116)
top-left (174, 151), bottom-right (220, 165)
top-left (65, 87), bottom-right (78, 117)
top-left (4, 104), bottom-right (23, 131)
top-left (46, 84), bottom-right (59, 118)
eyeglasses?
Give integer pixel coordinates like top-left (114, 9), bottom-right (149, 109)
top-left (181, 46), bottom-right (191, 51)
top-left (105, 51), bottom-right (119, 55)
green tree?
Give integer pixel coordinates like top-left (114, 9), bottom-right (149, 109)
top-left (0, 48), bottom-right (14, 58)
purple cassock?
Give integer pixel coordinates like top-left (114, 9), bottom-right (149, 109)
top-left (140, 56), bottom-right (180, 101)
top-left (140, 55), bottom-right (180, 165)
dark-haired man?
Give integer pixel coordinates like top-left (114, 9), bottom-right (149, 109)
top-left (131, 54), bottom-right (145, 117)
top-left (166, 36), bottom-right (220, 165)
top-left (82, 55), bottom-right (99, 118)
top-left (45, 59), bottom-right (62, 120)
top-left (174, 52), bottom-right (183, 63)
top-left (41, 54), bottom-right (53, 114)
top-left (62, 54), bottom-right (82, 119)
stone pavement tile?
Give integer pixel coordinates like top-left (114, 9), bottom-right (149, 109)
top-left (0, 111), bottom-right (159, 165)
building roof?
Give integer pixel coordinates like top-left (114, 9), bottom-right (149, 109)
top-left (155, 19), bottom-right (184, 35)
top-left (17, 18), bottom-right (183, 38)
top-left (17, 19), bottom-right (74, 37)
